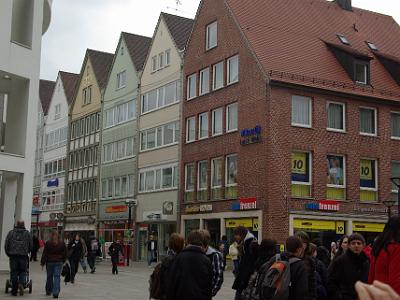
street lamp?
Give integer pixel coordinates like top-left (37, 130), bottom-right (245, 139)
top-left (390, 177), bottom-right (400, 217)
top-left (125, 199), bottom-right (137, 267)
top-left (383, 200), bottom-right (396, 219)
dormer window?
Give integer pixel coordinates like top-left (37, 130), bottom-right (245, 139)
top-left (366, 42), bottom-right (378, 51)
top-left (337, 34), bottom-right (350, 45)
top-left (355, 62), bottom-right (368, 85)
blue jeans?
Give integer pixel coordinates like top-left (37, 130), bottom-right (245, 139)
top-left (9, 255), bottom-right (27, 293)
top-left (147, 250), bottom-right (156, 266)
top-left (46, 262), bottom-right (62, 296)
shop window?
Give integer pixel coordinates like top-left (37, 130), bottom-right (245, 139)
top-left (360, 107), bottom-right (377, 136)
top-left (327, 102), bottom-right (345, 132)
top-left (185, 163), bottom-right (196, 202)
top-left (327, 155), bottom-right (346, 200)
top-left (185, 220), bottom-right (200, 239)
top-left (197, 161), bottom-right (208, 201)
top-left (225, 154), bottom-right (237, 199)
top-left (391, 112), bottom-right (400, 139)
top-left (360, 158), bottom-right (378, 202)
top-left (291, 152), bottom-right (312, 198)
top-left (292, 95), bottom-right (312, 128)
top-left (211, 158), bottom-right (223, 200)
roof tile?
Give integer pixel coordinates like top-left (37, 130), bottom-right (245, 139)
top-left (59, 71), bottom-right (79, 105)
top-left (161, 12), bottom-right (194, 50)
top-left (39, 79), bottom-right (56, 115)
top-left (122, 33), bottom-right (152, 71)
top-left (87, 49), bottom-right (114, 90)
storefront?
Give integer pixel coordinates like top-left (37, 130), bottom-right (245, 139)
top-left (352, 221), bottom-right (385, 244)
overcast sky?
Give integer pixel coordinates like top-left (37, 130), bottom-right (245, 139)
top-left (40, 0), bottom-right (400, 81)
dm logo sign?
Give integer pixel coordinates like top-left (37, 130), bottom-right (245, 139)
top-left (240, 125), bottom-right (262, 145)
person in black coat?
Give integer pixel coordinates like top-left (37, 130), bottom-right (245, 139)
top-left (67, 234), bottom-right (83, 284)
top-left (31, 233), bottom-right (40, 261)
top-left (108, 239), bottom-right (123, 275)
top-left (327, 233), bottom-right (370, 300)
top-left (165, 230), bottom-right (212, 300)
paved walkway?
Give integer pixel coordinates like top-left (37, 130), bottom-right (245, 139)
top-left (1, 260), bottom-right (235, 299)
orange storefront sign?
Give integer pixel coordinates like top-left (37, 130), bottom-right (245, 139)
top-left (105, 205), bottom-right (128, 213)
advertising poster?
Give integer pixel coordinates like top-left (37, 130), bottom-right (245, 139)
top-left (360, 159), bottom-right (375, 188)
top-left (327, 155), bottom-right (344, 186)
top-left (291, 152), bottom-right (309, 182)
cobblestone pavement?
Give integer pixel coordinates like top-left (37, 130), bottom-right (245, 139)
top-left (1, 260), bottom-right (235, 299)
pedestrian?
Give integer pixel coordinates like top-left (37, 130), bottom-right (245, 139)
top-left (87, 234), bottom-right (100, 273)
top-left (40, 231), bottom-right (67, 299)
top-left (165, 230), bottom-right (212, 300)
top-left (67, 233), bottom-right (83, 284)
top-left (332, 235), bottom-right (348, 261)
top-left (317, 246), bottom-right (331, 269)
top-left (218, 235), bottom-right (229, 269)
top-left (108, 239), bottom-right (123, 275)
top-left (232, 226), bottom-right (257, 300)
top-left (229, 240), bottom-right (240, 277)
top-left (310, 243), bottom-right (328, 300)
top-left (327, 233), bottom-right (370, 300)
top-left (200, 229), bottom-right (224, 297)
top-left (254, 238), bottom-right (277, 271)
top-left (147, 234), bottom-right (158, 268)
top-left (369, 216), bottom-right (400, 294)
top-left (79, 237), bottom-right (88, 273)
top-left (330, 242), bottom-right (337, 261)
top-left (4, 220), bottom-right (32, 296)
top-left (31, 233), bottom-right (40, 262)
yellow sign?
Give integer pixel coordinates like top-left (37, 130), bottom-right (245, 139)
top-left (253, 218), bottom-right (259, 231)
top-left (360, 160), bottom-right (373, 180)
top-left (336, 221), bottom-right (345, 234)
top-left (292, 153), bottom-right (307, 174)
top-left (294, 219), bottom-right (335, 231)
top-left (225, 218), bottom-right (253, 228)
top-left (280, 244), bottom-right (285, 252)
top-left (353, 222), bottom-right (384, 233)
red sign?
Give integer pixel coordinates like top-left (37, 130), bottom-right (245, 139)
top-left (105, 205), bottom-right (128, 213)
top-left (319, 200), bottom-right (340, 211)
top-left (239, 198), bottom-right (257, 210)
top-left (31, 221), bottom-right (58, 228)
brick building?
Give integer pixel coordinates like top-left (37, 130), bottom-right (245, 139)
top-left (180, 0), bottom-right (400, 247)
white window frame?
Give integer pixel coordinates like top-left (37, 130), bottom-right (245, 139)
top-left (327, 154), bottom-right (346, 189)
top-left (326, 101), bottom-right (346, 132)
top-left (226, 103), bottom-right (238, 133)
top-left (227, 55), bottom-right (239, 85)
top-left (198, 112), bottom-right (209, 140)
top-left (185, 163), bottom-right (195, 192)
top-left (140, 121), bottom-right (179, 152)
top-left (359, 106), bottom-right (377, 137)
top-left (187, 74), bottom-right (197, 100)
top-left (54, 104), bottom-right (61, 120)
top-left (197, 160), bottom-right (208, 191)
top-left (141, 81), bottom-right (180, 114)
top-left (360, 158), bottom-right (378, 192)
top-left (199, 68), bottom-right (210, 96)
top-left (165, 49), bottom-right (171, 66)
top-left (151, 56), bottom-right (157, 72)
top-left (206, 21), bottom-right (218, 50)
top-left (211, 157), bottom-right (223, 188)
top-left (212, 61), bottom-right (224, 91)
top-left (159, 52), bottom-right (165, 69)
top-left (139, 163), bottom-right (178, 193)
top-left (355, 62), bottom-right (368, 85)
top-left (391, 111), bottom-right (400, 140)
top-left (186, 117), bottom-right (196, 143)
top-left (291, 95), bottom-right (312, 128)
top-left (225, 154), bottom-right (238, 187)
top-left (212, 107), bottom-right (223, 137)
top-left (116, 70), bottom-right (126, 89)
top-left (291, 151), bottom-right (312, 187)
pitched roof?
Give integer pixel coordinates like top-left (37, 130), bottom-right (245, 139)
top-left (87, 49), bottom-right (114, 90)
top-left (39, 79), bottom-right (56, 115)
top-left (122, 32), bottom-right (152, 71)
top-left (226, 0), bottom-right (400, 100)
top-left (161, 12), bottom-right (194, 50)
top-left (59, 71), bottom-right (79, 105)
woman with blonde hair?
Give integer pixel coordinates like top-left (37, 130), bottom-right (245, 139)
top-left (40, 231), bottom-right (67, 299)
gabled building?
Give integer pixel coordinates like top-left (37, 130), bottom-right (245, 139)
top-left (64, 49), bottom-right (113, 238)
top-left (137, 13), bottom-right (193, 259)
top-left (181, 0), bottom-right (400, 247)
top-left (38, 71), bottom-right (79, 240)
top-left (98, 32), bottom-right (151, 252)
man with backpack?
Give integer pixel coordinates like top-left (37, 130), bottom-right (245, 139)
top-left (4, 220), bottom-right (32, 296)
top-left (87, 234), bottom-right (100, 273)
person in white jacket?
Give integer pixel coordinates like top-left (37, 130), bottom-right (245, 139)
top-left (229, 241), bottom-right (239, 277)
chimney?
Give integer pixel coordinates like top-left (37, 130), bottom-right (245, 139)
top-left (336, 0), bottom-right (352, 11)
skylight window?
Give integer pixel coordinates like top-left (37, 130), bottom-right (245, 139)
top-left (366, 42), bottom-right (378, 51)
top-left (337, 34), bottom-right (350, 45)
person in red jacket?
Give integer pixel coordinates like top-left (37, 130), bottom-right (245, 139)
top-left (369, 216), bottom-right (400, 294)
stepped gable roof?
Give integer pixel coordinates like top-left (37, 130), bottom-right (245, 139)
top-left (59, 71), bottom-right (79, 105)
top-left (39, 79), bottom-right (56, 115)
top-left (87, 49), bottom-right (114, 90)
top-left (161, 12), bottom-right (194, 50)
top-left (122, 32), bottom-right (152, 71)
top-left (226, 0), bottom-right (400, 100)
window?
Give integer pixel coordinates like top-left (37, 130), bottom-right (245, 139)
top-left (360, 158), bottom-right (377, 202)
top-left (212, 108), bottom-right (223, 136)
top-left (391, 113), bottom-right (400, 139)
top-left (44, 158), bottom-right (66, 179)
top-left (292, 95), bottom-right (312, 127)
top-left (45, 127), bottom-right (68, 151)
top-left (291, 152), bottom-right (312, 198)
top-left (104, 99), bottom-right (136, 128)
top-left (139, 164), bottom-right (178, 193)
top-left (141, 81), bottom-right (180, 113)
top-left (108, 179), bottom-right (113, 197)
top-left (359, 107), bottom-right (377, 135)
top-left (186, 117), bottom-right (196, 142)
top-left (41, 190), bottom-right (64, 210)
top-left (366, 42), bottom-right (378, 51)
top-left (55, 104), bottom-right (61, 120)
top-left (337, 34), bottom-right (350, 45)
top-left (164, 81), bottom-right (177, 106)
top-left (140, 121), bottom-right (179, 151)
top-left (199, 68), bottom-right (210, 95)
top-left (152, 56), bottom-right (157, 72)
top-left (185, 163), bottom-right (195, 202)
top-left (226, 155), bottom-right (237, 199)
top-left (128, 99), bottom-right (136, 120)
top-left (227, 55), bottom-right (239, 85)
top-left (327, 155), bottom-right (346, 200)
top-left (226, 103), bottom-right (238, 132)
top-left (198, 161), bottom-right (208, 201)
top-left (213, 62), bottom-right (224, 90)
top-left (211, 157), bottom-right (223, 199)
top-left (165, 49), bottom-right (171, 66)
top-left (355, 62), bottom-right (368, 84)
top-left (327, 102), bottom-right (345, 131)
top-left (117, 70), bottom-right (126, 89)
top-left (199, 112), bottom-right (209, 139)
top-left (103, 137), bottom-right (134, 163)
top-left (391, 162), bottom-right (400, 194)
top-left (83, 86), bottom-right (92, 105)
top-left (187, 74), bottom-right (197, 100)
top-left (159, 52), bottom-right (164, 69)
top-left (206, 21), bottom-right (218, 50)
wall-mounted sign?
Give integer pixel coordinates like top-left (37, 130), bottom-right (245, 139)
top-left (47, 178), bottom-right (59, 187)
top-left (353, 222), bottom-right (385, 233)
top-left (162, 201), bottom-right (174, 215)
top-left (105, 205), bottom-right (128, 213)
top-left (353, 204), bottom-right (388, 214)
top-left (185, 204), bottom-right (213, 214)
top-left (143, 210), bottom-right (163, 221)
top-left (66, 202), bottom-right (96, 214)
top-left (232, 198), bottom-right (257, 211)
top-left (240, 125), bottom-right (261, 145)
top-left (305, 200), bottom-right (340, 212)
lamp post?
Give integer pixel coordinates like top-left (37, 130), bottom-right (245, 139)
top-left (390, 177), bottom-right (400, 217)
top-left (125, 199), bottom-right (137, 267)
top-left (383, 200), bottom-right (396, 219)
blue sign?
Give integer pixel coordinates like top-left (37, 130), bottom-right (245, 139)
top-left (231, 202), bottom-right (241, 211)
top-left (240, 125), bottom-right (262, 145)
top-left (47, 178), bottom-right (59, 187)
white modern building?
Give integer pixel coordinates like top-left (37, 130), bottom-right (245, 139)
top-left (0, 0), bottom-right (52, 268)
